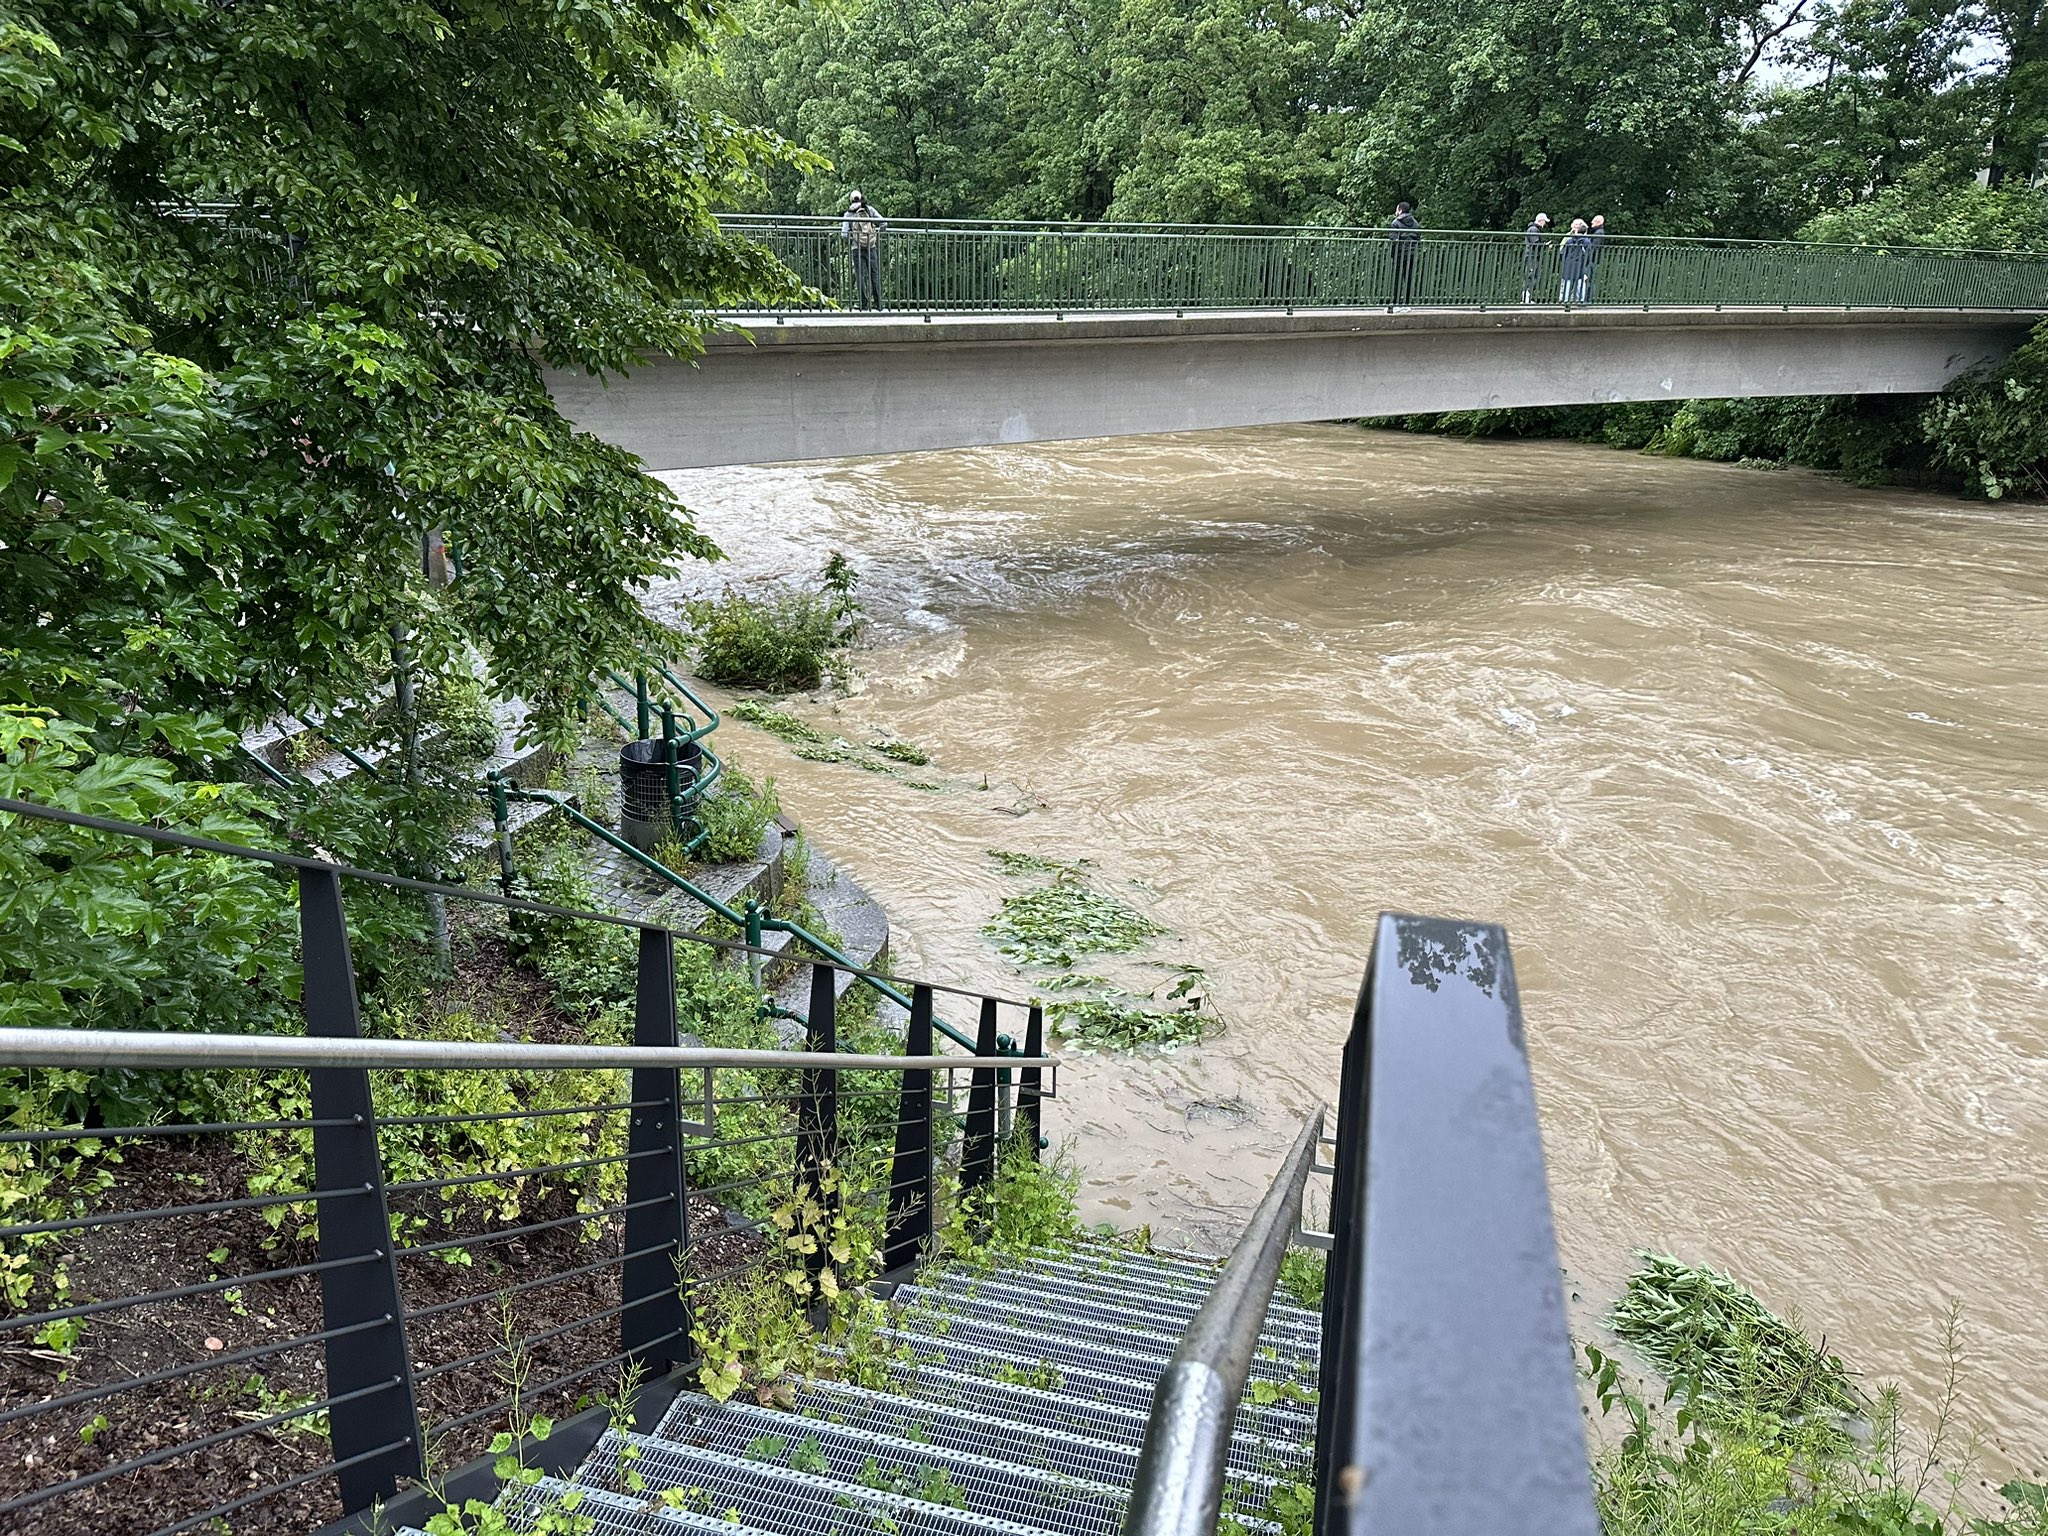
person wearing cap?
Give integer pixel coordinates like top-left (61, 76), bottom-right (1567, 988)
top-left (842, 191), bottom-right (886, 310)
top-left (1522, 213), bottom-right (1551, 303)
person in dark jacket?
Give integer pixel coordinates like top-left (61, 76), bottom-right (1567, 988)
top-left (1388, 201), bottom-right (1421, 305)
top-left (1559, 218), bottom-right (1593, 303)
top-left (1584, 214), bottom-right (1607, 301)
top-left (1521, 212), bottom-right (1551, 302)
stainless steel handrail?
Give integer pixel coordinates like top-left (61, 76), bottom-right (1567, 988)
top-left (1123, 1108), bottom-right (1325, 1536)
top-left (0, 1026), bottom-right (1049, 1075)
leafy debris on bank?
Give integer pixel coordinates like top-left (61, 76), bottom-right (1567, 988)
top-left (1611, 1252), bottom-right (1862, 1418)
top-left (726, 698), bottom-right (827, 744)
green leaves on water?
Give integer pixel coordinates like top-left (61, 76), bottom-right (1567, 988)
top-left (982, 876), bottom-right (1164, 967)
top-left (984, 853), bottom-right (1208, 1050)
top-left (726, 699), bottom-right (826, 744)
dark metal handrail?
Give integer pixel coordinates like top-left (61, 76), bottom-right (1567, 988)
top-left (1122, 1109), bottom-right (1323, 1536)
top-left (0, 798), bottom-right (1052, 1534)
top-left (1312, 914), bottom-right (1598, 1536)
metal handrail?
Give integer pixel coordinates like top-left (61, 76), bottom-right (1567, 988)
top-left (1123, 1109), bottom-right (1325, 1536)
top-left (716, 212), bottom-right (2048, 259)
top-left (0, 1026), bottom-right (1045, 1075)
top-left (714, 215), bottom-right (2048, 315)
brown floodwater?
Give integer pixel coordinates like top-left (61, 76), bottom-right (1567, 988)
top-left (653, 424), bottom-right (2048, 1475)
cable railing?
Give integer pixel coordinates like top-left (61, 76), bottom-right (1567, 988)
top-left (715, 214), bottom-right (2048, 315)
top-left (0, 797), bottom-right (1051, 1536)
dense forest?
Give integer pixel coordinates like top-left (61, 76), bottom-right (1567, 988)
top-left (692, 0), bottom-right (2046, 236)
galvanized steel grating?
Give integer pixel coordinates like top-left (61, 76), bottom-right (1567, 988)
top-left (510, 1247), bottom-right (1321, 1536)
top-left (898, 1277), bottom-right (1322, 1363)
top-left (654, 1394), bottom-right (1131, 1536)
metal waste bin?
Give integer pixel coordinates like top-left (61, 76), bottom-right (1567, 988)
top-left (618, 737), bottom-right (701, 854)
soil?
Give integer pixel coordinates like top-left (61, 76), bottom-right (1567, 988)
top-left (0, 923), bottom-right (772, 1536)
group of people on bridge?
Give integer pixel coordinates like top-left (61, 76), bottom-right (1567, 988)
top-left (1389, 203), bottom-right (1611, 306)
top-left (830, 190), bottom-right (1619, 311)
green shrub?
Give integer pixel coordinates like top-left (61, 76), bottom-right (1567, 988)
top-left (696, 766), bottom-right (782, 864)
top-left (688, 555), bottom-right (862, 693)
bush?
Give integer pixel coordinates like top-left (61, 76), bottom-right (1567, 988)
top-left (695, 765), bottom-right (782, 864)
top-left (688, 555), bottom-right (862, 693)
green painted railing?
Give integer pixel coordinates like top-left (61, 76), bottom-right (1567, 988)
top-left (716, 216), bottom-right (2048, 315)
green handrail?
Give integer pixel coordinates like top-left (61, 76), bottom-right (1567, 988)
top-left (714, 214), bottom-right (2048, 316)
top-left (502, 784), bottom-right (988, 1054)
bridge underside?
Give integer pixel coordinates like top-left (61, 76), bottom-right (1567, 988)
top-left (542, 306), bottom-right (2038, 470)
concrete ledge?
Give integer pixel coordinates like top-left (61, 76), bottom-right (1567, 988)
top-left (701, 303), bottom-right (2048, 351)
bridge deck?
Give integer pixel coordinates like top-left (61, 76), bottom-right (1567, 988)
top-left (548, 305), bottom-right (2042, 469)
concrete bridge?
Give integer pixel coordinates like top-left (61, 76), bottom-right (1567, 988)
top-left (543, 219), bottom-right (2048, 468)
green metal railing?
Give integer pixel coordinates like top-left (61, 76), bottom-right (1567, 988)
top-left (715, 215), bottom-right (2048, 315)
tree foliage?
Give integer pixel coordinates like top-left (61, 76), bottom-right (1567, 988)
top-left (1, 0), bottom-right (803, 1076)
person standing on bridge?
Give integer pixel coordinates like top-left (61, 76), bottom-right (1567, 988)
top-left (1559, 218), bottom-right (1593, 303)
top-left (1521, 212), bottom-right (1551, 303)
top-left (842, 190), bottom-right (886, 311)
top-left (1585, 214), bottom-right (1608, 301)
top-left (1389, 201), bottom-right (1421, 305)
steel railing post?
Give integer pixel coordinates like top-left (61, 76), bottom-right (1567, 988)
top-left (636, 672), bottom-right (651, 741)
top-left (796, 963), bottom-right (839, 1278)
top-left (1017, 1004), bottom-right (1045, 1158)
top-left (882, 985), bottom-right (936, 1272)
top-left (622, 927), bottom-right (692, 1379)
top-left (1311, 986), bottom-right (1370, 1536)
top-left (299, 868), bottom-right (424, 1511)
top-left (960, 998), bottom-right (1000, 1200)
top-left (488, 770), bottom-right (516, 896)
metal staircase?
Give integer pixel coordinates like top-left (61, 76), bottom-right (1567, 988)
top-left (398, 1244), bottom-right (1320, 1536)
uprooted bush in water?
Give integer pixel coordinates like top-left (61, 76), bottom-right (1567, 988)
top-left (687, 554), bottom-right (863, 693)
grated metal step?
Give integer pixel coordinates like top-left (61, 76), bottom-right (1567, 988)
top-left (890, 1296), bottom-right (1322, 1389)
top-left (903, 1274), bottom-right (1322, 1361)
top-left (927, 1260), bottom-right (1323, 1336)
top-left (580, 1428), bottom-right (1067, 1536)
top-left (864, 1327), bottom-right (1319, 1436)
top-left (502, 1476), bottom-right (782, 1536)
top-left (654, 1392), bottom-right (1129, 1536)
top-left (787, 1377), bottom-right (1299, 1495)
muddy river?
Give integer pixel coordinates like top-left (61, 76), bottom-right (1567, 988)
top-left (654, 424), bottom-right (2048, 1472)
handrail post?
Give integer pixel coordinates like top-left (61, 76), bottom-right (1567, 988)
top-left (1017, 1004), bottom-right (1045, 1158)
top-left (660, 703), bottom-right (682, 839)
top-left (622, 927), bottom-right (692, 1381)
top-left (636, 672), bottom-right (651, 741)
top-left (796, 963), bottom-right (839, 1279)
top-left (882, 985), bottom-right (936, 1272)
top-left (961, 998), bottom-right (1000, 1203)
top-left (1312, 914), bottom-right (1598, 1536)
top-left (299, 868), bottom-right (423, 1510)
top-left (487, 770), bottom-right (516, 896)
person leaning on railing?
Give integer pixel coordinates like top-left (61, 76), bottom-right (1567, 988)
top-left (1389, 200), bottom-right (1421, 306)
top-left (842, 190), bottom-right (886, 311)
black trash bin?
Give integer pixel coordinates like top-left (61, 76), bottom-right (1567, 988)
top-left (618, 737), bottom-right (701, 854)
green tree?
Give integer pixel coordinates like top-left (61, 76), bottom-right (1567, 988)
top-left (1326, 0), bottom-right (1744, 232)
top-left (1, 0), bottom-right (801, 1072)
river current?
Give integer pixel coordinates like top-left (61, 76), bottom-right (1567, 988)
top-left (654, 425), bottom-right (2048, 1474)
